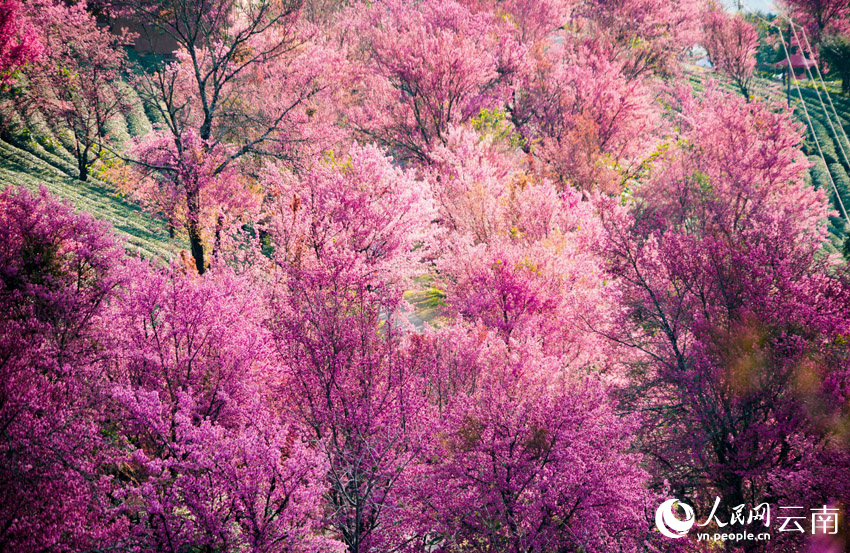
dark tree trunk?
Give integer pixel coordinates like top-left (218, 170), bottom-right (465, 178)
top-left (78, 148), bottom-right (89, 182)
top-left (737, 81), bottom-right (750, 102)
top-left (188, 222), bottom-right (205, 275)
top-left (186, 189), bottom-right (205, 274)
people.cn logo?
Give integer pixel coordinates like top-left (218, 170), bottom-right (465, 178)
top-left (655, 499), bottom-right (696, 539)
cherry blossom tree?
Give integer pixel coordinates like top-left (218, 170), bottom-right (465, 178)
top-left (105, 263), bottom-right (337, 553)
top-left (345, 0), bottom-right (524, 163)
top-left (263, 144), bottom-right (432, 291)
top-left (702, 4), bottom-right (761, 99)
top-left (264, 145), bottom-right (433, 553)
top-left (511, 40), bottom-right (661, 192)
top-left (128, 129), bottom-right (262, 261)
top-left (112, 0), bottom-right (342, 273)
top-left (0, 0), bottom-right (40, 87)
top-left (0, 186), bottom-right (127, 552)
top-left (403, 122), bottom-right (650, 552)
top-left (418, 340), bottom-right (650, 553)
top-left (780, 0), bottom-right (849, 45)
top-left (600, 87), bottom-right (850, 551)
top-left (22, 0), bottom-right (133, 181)
top-left (424, 128), bottom-right (617, 362)
top-left (423, 125), bottom-right (525, 245)
top-left (460, 0), bottom-right (577, 45)
top-left (576, 0), bottom-right (703, 79)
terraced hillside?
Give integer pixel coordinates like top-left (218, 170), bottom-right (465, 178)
top-left (4, 64), bottom-right (849, 262)
top-left (685, 66), bottom-right (850, 252)
top-left (0, 83), bottom-right (181, 261)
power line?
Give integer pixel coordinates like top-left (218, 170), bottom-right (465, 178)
top-left (795, 24), bottom-right (850, 167)
top-left (781, 15), bottom-right (850, 172)
top-left (774, 24), bottom-right (850, 226)
top-left (741, 9), bottom-right (850, 227)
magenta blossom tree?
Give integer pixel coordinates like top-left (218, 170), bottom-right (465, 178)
top-left (264, 144), bottom-right (433, 553)
top-left (0, 0), bottom-right (40, 88)
top-left (511, 40), bottom-right (661, 192)
top-left (427, 354), bottom-right (649, 553)
top-left (0, 186), bottom-right (127, 552)
top-left (106, 263), bottom-right (338, 553)
top-left (129, 129), bottom-right (262, 261)
top-left (393, 324), bottom-right (651, 553)
top-left (113, 0), bottom-right (343, 273)
top-left (459, 0), bottom-right (576, 45)
top-left (22, 0), bottom-right (133, 181)
top-left (600, 87), bottom-right (850, 551)
top-left (780, 0), bottom-right (850, 45)
top-left (408, 121), bottom-right (650, 551)
top-left (576, 0), bottom-right (702, 78)
top-left (345, 0), bottom-right (525, 163)
top-left (424, 126), bottom-right (620, 365)
top-left (702, 4), bottom-right (761, 99)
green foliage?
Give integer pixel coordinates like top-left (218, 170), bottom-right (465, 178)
top-left (809, 118), bottom-right (839, 163)
top-left (471, 108), bottom-right (527, 149)
top-left (821, 34), bottom-right (850, 95)
top-left (828, 162), bottom-right (850, 207)
top-left (692, 168), bottom-right (713, 196)
top-left (322, 149), bottom-right (353, 171)
top-left (120, 84), bottom-right (154, 139)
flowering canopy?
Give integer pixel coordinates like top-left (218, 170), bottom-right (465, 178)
top-left (3, 0), bottom-right (850, 552)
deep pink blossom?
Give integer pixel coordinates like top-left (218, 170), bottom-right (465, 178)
top-left (0, 0), bottom-right (40, 86)
top-left (22, 0), bottom-right (133, 180)
top-left (107, 264), bottom-right (337, 553)
top-left (345, 0), bottom-right (525, 163)
top-left (0, 186), bottom-right (127, 552)
top-left (601, 87), bottom-right (850, 550)
top-left (702, 4), bottom-right (761, 99)
top-left (512, 40), bottom-right (662, 192)
top-left (780, 0), bottom-right (850, 44)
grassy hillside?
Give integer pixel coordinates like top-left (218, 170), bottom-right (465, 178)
top-left (0, 84), bottom-right (179, 262)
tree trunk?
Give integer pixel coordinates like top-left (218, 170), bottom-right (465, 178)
top-left (786, 71), bottom-right (790, 107)
top-left (188, 221), bottom-right (205, 275)
top-left (78, 149), bottom-right (89, 182)
top-left (186, 189), bottom-right (205, 274)
top-left (737, 80), bottom-right (750, 102)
